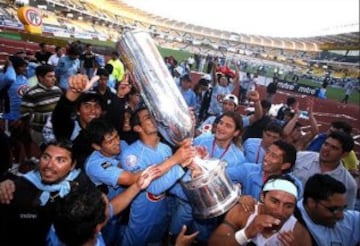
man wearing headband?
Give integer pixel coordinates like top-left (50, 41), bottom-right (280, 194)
top-left (209, 175), bottom-right (312, 246)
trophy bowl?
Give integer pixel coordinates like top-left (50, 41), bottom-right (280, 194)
top-left (181, 159), bottom-right (240, 219)
top-left (118, 30), bottom-right (240, 219)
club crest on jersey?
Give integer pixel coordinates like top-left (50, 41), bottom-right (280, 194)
top-left (101, 161), bottom-right (112, 169)
top-left (17, 84), bottom-right (28, 97)
top-left (125, 155), bottom-right (138, 168)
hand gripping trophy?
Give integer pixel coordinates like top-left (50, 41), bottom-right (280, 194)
top-left (118, 30), bottom-right (240, 219)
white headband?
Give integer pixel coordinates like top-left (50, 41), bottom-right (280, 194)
top-left (263, 179), bottom-right (298, 199)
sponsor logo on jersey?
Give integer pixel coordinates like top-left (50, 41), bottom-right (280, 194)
top-left (101, 161), bottom-right (112, 169)
top-left (146, 192), bottom-right (165, 202)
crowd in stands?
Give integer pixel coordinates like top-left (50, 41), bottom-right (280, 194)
top-left (0, 39), bottom-right (359, 246)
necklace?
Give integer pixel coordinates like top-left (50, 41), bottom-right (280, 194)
top-left (211, 139), bottom-right (230, 159)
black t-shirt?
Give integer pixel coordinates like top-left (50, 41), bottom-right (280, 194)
top-left (0, 172), bottom-right (92, 246)
top-left (266, 82), bottom-right (278, 94)
top-left (80, 52), bottom-right (96, 68)
top-left (242, 116), bottom-right (273, 142)
top-left (35, 51), bottom-right (52, 65)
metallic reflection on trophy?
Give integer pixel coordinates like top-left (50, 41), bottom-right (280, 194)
top-left (117, 30), bottom-right (193, 145)
top-left (181, 158), bottom-right (240, 219)
top-left (118, 30), bottom-right (239, 219)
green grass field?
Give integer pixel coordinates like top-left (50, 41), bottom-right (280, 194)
top-left (1, 30), bottom-right (359, 105)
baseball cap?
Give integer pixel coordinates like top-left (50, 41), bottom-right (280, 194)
top-left (223, 94), bottom-right (238, 106)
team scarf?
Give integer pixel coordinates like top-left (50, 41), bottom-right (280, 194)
top-left (23, 169), bottom-right (81, 206)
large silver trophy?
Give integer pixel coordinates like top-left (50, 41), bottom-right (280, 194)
top-left (118, 30), bottom-right (239, 219)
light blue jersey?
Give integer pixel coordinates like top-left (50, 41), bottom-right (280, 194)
top-left (120, 140), bottom-right (185, 246)
top-left (169, 134), bottom-right (246, 243)
top-left (298, 201), bottom-right (360, 246)
top-left (0, 65), bottom-right (29, 120)
top-left (85, 150), bottom-right (125, 200)
top-left (227, 163), bottom-right (303, 200)
top-left (55, 56), bottom-right (80, 90)
top-left (208, 84), bottom-right (233, 116)
top-left (47, 225), bottom-right (106, 246)
top-left (243, 138), bottom-right (265, 164)
top-left (193, 134), bottom-right (245, 168)
top-left (179, 87), bottom-right (197, 108)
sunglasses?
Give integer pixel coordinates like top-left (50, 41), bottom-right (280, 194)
top-left (317, 201), bottom-right (347, 214)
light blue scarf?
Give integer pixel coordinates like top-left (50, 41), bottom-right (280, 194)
top-left (23, 169), bottom-right (81, 206)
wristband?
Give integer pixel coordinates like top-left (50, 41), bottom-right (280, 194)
top-left (222, 219), bottom-right (237, 232)
top-left (235, 228), bottom-right (251, 245)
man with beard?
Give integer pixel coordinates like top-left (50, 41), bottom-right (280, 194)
top-left (209, 175), bottom-right (312, 246)
top-left (0, 140), bottom-right (92, 245)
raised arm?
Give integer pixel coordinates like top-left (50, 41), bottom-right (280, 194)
top-left (231, 60), bottom-right (241, 97)
top-left (283, 102), bottom-right (300, 137)
top-left (211, 59), bottom-right (218, 87)
top-left (248, 90), bottom-right (263, 125)
top-left (301, 99), bottom-right (319, 146)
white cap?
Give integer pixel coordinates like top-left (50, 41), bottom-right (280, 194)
top-left (223, 94), bottom-right (238, 106)
top-left (201, 74), bottom-right (212, 81)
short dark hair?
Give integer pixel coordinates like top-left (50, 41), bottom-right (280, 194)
top-left (263, 121), bottom-right (283, 136)
top-left (303, 174), bottom-right (346, 204)
top-left (53, 181), bottom-right (106, 246)
top-left (197, 78), bottom-right (209, 87)
top-left (96, 67), bottom-right (109, 77)
top-left (272, 140), bottom-right (297, 172)
top-left (76, 92), bottom-right (106, 111)
top-left (67, 42), bottom-right (81, 56)
top-left (326, 131), bottom-right (354, 153)
top-left (35, 64), bottom-right (54, 78)
top-left (130, 106), bottom-right (148, 128)
top-left (286, 97), bottom-right (297, 106)
top-left (55, 46), bottom-right (62, 52)
top-left (104, 63), bottom-right (114, 74)
top-left (261, 100), bottom-right (271, 111)
top-left (180, 74), bottom-right (192, 82)
top-left (86, 118), bottom-right (116, 145)
top-left (43, 140), bottom-right (74, 162)
top-left (331, 121), bottom-right (352, 134)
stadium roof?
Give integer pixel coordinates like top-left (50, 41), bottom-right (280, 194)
top-left (121, 0), bottom-right (359, 50)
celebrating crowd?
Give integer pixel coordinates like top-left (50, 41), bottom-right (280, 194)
top-left (0, 40), bottom-right (359, 246)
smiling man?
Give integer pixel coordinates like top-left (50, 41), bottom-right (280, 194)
top-left (292, 131), bottom-right (357, 209)
top-left (0, 140), bottom-right (91, 246)
top-left (227, 140), bottom-right (300, 200)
